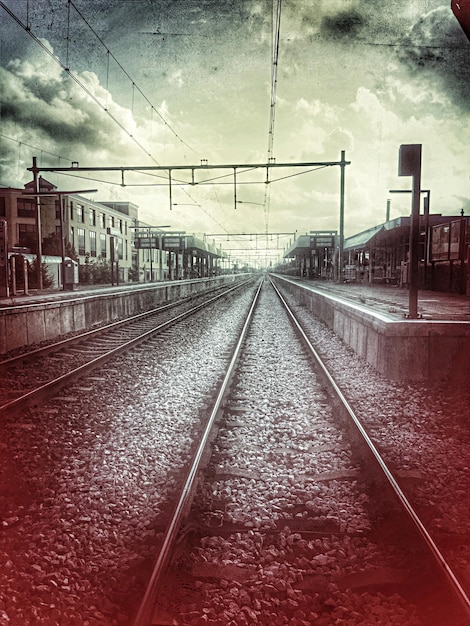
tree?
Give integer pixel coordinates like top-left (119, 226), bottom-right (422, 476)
top-left (42, 232), bottom-right (77, 260)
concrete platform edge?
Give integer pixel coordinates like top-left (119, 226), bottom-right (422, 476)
top-left (273, 275), bottom-right (470, 384)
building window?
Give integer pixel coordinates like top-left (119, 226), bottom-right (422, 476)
top-left (55, 200), bottom-right (61, 220)
top-left (125, 239), bottom-right (128, 260)
top-left (99, 212), bottom-right (106, 229)
top-left (0, 198), bottom-right (6, 217)
top-left (70, 202), bottom-right (74, 221)
top-left (18, 223), bottom-right (36, 247)
top-left (108, 215), bottom-right (115, 229)
top-left (76, 204), bottom-right (84, 223)
top-left (89, 208), bottom-right (96, 226)
top-left (17, 198), bottom-right (36, 218)
top-left (70, 226), bottom-right (75, 248)
top-left (77, 227), bottom-right (85, 255)
top-left (117, 237), bottom-right (123, 260)
top-left (100, 233), bottom-right (106, 258)
top-left (90, 231), bottom-right (97, 257)
top-left (119, 219), bottom-right (123, 234)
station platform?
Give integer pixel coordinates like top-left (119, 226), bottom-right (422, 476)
top-left (272, 274), bottom-right (470, 384)
top-left (0, 282), bottom-right (166, 309)
top-left (290, 278), bottom-right (470, 322)
top-left (0, 276), bottom-right (242, 355)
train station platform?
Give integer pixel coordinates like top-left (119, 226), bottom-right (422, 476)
top-left (271, 274), bottom-right (470, 385)
top-left (291, 278), bottom-right (470, 322)
top-left (0, 275), bottom-right (243, 355)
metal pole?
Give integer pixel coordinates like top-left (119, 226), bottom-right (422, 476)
top-left (423, 191), bottom-right (430, 288)
top-left (409, 161), bottom-right (422, 318)
top-left (60, 195), bottom-right (66, 290)
top-left (397, 144), bottom-right (422, 319)
top-left (339, 150), bottom-right (346, 282)
top-left (149, 228), bottom-right (153, 281)
top-left (32, 157), bottom-right (43, 290)
top-left (159, 233), bottom-right (163, 281)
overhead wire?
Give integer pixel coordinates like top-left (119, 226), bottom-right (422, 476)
top-left (66, 0), bottom-right (238, 236)
top-left (67, 0), bottom-right (199, 157)
top-left (0, 1), bottom-right (236, 235)
top-left (262, 0), bottom-right (282, 243)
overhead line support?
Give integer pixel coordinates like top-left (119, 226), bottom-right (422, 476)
top-left (30, 159), bottom-right (351, 175)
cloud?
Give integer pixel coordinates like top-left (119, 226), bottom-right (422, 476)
top-left (320, 7), bottom-right (368, 41)
top-left (397, 7), bottom-right (470, 112)
top-left (0, 40), bottom-right (177, 188)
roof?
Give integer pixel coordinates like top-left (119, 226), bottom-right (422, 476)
top-left (186, 235), bottom-right (227, 259)
top-left (24, 177), bottom-right (57, 192)
top-left (9, 253), bottom-right (76, 265)
top-left (284, 235), bottom-right (311, 257)
top-left (343, 224), bottom-right (384, 251)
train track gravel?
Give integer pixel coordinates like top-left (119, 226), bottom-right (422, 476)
top-left (157, 280), bottom-right (455, 625)
top-left (0, 285), bottom-right (256, 625)
top-left (0, 278), bottom-right (468, 625)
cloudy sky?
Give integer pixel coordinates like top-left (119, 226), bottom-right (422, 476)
top-left (1, 0), bottom-right (470, 261)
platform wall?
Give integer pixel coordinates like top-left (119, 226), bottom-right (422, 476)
top-left (0, 276), bottom-right (244, 355)
top-left (273, 275), bottom-right (470, 384)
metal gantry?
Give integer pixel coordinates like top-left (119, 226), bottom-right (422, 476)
top-left (27, 155), bottom-right (350, 284)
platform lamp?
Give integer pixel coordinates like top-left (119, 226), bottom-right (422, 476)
top-left (21, 188), bottom-right (98, 291)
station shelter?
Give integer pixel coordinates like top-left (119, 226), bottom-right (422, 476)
top-left (343, 214), bottom-right (469, 294)
top-left (283, 231), bottom-right (338, 280)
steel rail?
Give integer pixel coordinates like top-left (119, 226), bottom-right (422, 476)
top-left (270, 278), bottom-right (470, 621)
top-left (131, 279), bottom-right (263, 626)
top-left (0, 280), bottom-right (253, 417)
top-left (0, 282), bottom-right (247, 371)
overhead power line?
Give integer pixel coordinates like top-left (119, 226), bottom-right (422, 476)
top-left (66, 1), bottom-right (199, 157)
top-left (0, 1), bottom-right (200, 167)
top-left (262, 0), bottom-right (282, 235)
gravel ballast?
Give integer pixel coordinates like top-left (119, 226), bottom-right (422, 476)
top-left (0, 279), bottom-right (468, 625)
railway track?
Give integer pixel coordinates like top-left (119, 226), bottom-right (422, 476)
top-left (133, 277), bottom-right (470, 626)
top-left (0, 279), bottom-right (252, 417)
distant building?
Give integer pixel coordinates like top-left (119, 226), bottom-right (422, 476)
top-left (0, 178), bottom-right (148, 285)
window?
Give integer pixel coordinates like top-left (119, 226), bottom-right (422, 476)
top-left (90, 231), bottom-right (97, 257)
top-left (17, 198), bottom-right (36, 218)
top-left (108, 215), bottom-right (115, 229)
top-left (55, 200), bottom-right (61, 220)
top-left (125, 239), bottom-right (128, 260)
top-left (119, 219), bottom-right (123, 234)
top-left (77, 228), bottom-right (85, 255)
top-left (89, 208), bottom-right (96, 226)
top-left (99, 212), bottom-right (106, 229)
top-left (70, 226), bottom-right (75, 248)
top-left (117, 237), bottom-right (123, 260)
top-left (76, 204), bottom-right (84, 223)
top-left (0, 198), bottom-right (6, 217)
top-left (70, 201), bottom-right (74, 221)
top-left (100, 233), bottom-right (106, 258)
top-left (18, 223), bottom-right (36, 247)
